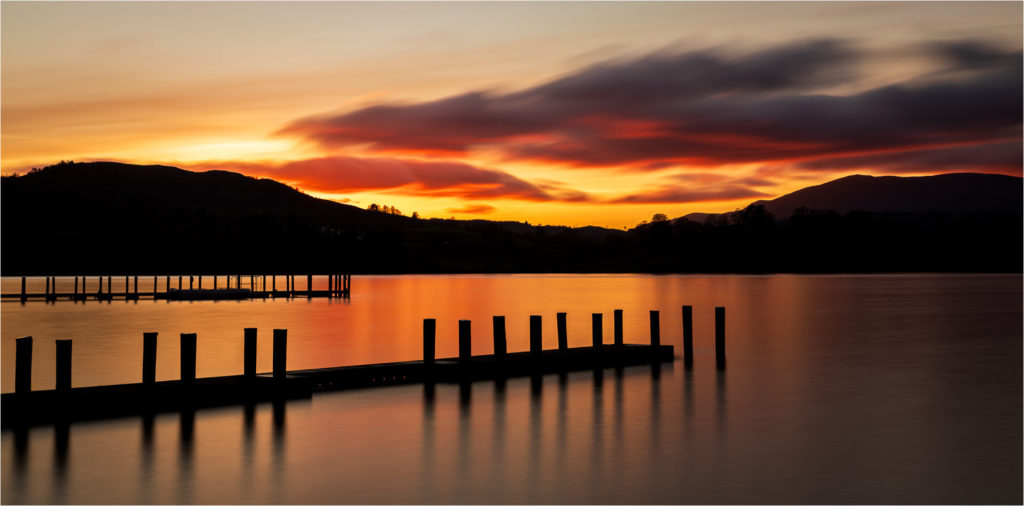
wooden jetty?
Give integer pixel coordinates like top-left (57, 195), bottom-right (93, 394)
top-left (1, 307), bottom-right (726, 428)
top-left (2, 274), bottom-right (352, 302)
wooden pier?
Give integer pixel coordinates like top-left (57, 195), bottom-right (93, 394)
top-left (1, 307), bottom-right (726, 428)
top-left (2, 274), bottom-right (352, 302)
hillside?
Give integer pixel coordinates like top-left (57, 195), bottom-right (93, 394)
top-left (683, 172), bottom-right (1022, 223)
top-left (2, 162), bottom-right (1020, 274)
top-left (753, 173), bottom-right (1022, 218)
top-left (0, 161), bottom-right (626, 274)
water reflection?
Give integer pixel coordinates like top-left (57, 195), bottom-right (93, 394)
top-left (53, 422), bottom-right (69, 503)
top-left (178, 409), bottom-right (195, 504)
top-left (2, 273), bottom-right (1021, 504)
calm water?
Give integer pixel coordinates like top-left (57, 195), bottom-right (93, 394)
top-left (1, 274), bottom-right (1021, 504)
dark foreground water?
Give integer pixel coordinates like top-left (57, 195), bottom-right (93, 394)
top-left (1, 274), bottom-right (1021, 504)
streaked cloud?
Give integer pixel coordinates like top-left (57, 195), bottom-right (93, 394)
top-left (447, 204), bottom-right (496, 215)
top-left (190, 155), bottom-right (591, 202)
top-left (282, 38), bottom-right (1021, 175)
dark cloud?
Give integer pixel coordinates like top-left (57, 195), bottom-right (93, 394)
top-left (280, 38), bottom-right (1021, 174)
top-left (795, 140), bottom-right (1023, 174)
top-left (193, 156), bottom-right (590, 202)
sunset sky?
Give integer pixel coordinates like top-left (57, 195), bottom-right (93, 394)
top-left (2, 1), bottom-right (1021, 228)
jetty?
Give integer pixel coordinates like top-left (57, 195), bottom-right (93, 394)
top-left (1, 307), bottom-right (727, 428)
top-left (1, 274), bottom-right (351, 302)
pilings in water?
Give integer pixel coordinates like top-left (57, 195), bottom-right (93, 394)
top-left (143, 332), bottom-right (157, 384)
top-left (715, 306), bottom-right (726, 370)
top-left (682, 305), bottom-right (694, 368)
top-left (56, 340), bottom-right (72, 392)
top-left (4, 274), bottom-right (353, 302)
top-left (3, 305), bottom-right (725, 427)
top-left (15, 337), bottom-right (32, 395)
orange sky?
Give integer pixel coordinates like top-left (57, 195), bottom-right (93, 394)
top-left (2, 2), bottom-right (1020, 229)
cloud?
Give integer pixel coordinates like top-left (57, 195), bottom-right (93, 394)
top-left (280, 38), bottom-right (1021, 173)
top-left (610, 185), bottom-right (770, 204)
top-left (446, 204), bottom-right (496, 215)
top-left (794, 140), bottom-right (1022, 174)
top-left (192, 155), bottom-right (590, 202)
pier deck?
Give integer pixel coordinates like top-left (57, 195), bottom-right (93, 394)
top-left (1, 344), bottom-right (673, 427)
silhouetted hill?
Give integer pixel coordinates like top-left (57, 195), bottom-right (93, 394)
top-left (683, 172), bottom-right (1022, 223)
top-left (2, 162), bottom-right (1020, 274)
top-left (1, 161), bottom-right (625, 274)
top-left (753, 173), bottom-right (1022, 218)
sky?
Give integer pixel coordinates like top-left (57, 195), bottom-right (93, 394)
top-left (2, 1), bottom-right (1021, 229)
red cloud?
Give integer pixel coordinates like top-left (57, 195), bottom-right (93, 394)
top-left (446, 204), bottom-right (496, 215)
top-left (279, 38), bottom-right (1021, 174)
top-left (610, 185), bottom-right (770, 204)
top-left (190, 156), bottom-right (591, 202)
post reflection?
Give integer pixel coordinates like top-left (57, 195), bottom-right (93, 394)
top-left (12, 426), bottom-right (29, 494)
top-left (177, 409), bottom-right (195, 504)
top-left (492, 378), bottom-right (506, 498)
top-left (457, 380), bottom-right (472, 495)
top-left (52, 422), bottom-right (69, 503)
top-left (270, 400), bottom-right (287, 504)
top-left (591, 367), bottom-right (605, 495)
top-left (528, 374), bottom-right (543, 503)
top-left (242, 403), bottom-right (255, 482)
top-left (650, 362), bottom-right (663, 460)
top-left (420, 381), bottom-right (436, 502)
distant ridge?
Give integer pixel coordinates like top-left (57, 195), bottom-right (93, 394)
top-left (3, 162), bottom-right (1020, 274)
top-left (683, 172), bottom-right (1022, 222)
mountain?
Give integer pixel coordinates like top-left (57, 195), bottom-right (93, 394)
top-left (0, 161), bottom-right (626, 274)
top-left (683, 173), bottom-right (1022, 222)
top-left (753, 173), bottom-right (1022, 218)
top-left (2, 162), bottom-right (1020, 274)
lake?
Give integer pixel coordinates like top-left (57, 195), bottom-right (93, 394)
top-left (1, 274), bottom-right (1021, 504)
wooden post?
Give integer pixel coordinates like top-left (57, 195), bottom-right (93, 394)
top-left (125, 275), bottom-right (129, 295)
top-left (107, 276), bottom-right (111, 294)
top-left (715, 307), bottom-right (726, 369)
top-left (592, 313), bottom-right (603, 348)
top-left (214, 275), bottom-right (218, 290)
top-left (177, 276), bottom-right (182, 290)
top-left (530, 315), bottom-right (542, 356)
top-left (189, 275), bottom-right (194, 290)
top-left (244, 328), bottom-right (257, 378)
top-left (250, 275), bottom-right (254, 291)
top-left (328, 274), bottom-right (333, 295)
top-left (153, 276), bottom-right (157, 296)
top-left (45, 276), bottom-right (50, 296)
top-left (307, 274), bottom-right (313, 294)
top-left (143, 332), bottom-right (157, 384)
top-left (682, 305), bottom-right (693, 368)
top-left (21, 276), bottom-right (26, 300)
top-left (650, 310), bottom-right (661, 346)
top-left (556, 312), bottom-right (568, 350)
top-left (273, 275), bottom-right (277, 292)
top-left (180, 333), bottom-right (197, 384)
top-left (134, 276), bottom-right (138, 294)
top-left (15, 336), bottom-right (32, 394)
top-left (423, 319), bottom-right (436, 365)
top-left (74, 276), bottom-right (78, 296)
top-left (198, 275), bottom-right (202, 290)
top-left (459, 320), bottom-right (471, 363)
top-left (97, 276), bottom-right (103, 295)
top-left (262, 275), bottom-right (267, 293)
top-left (236, 275), bottom-right (241, 290)
top-left (56, 339), bottom-right (72, 392)
top-left (492, 316), bottom-right (507, 358)
top-left (614, 309), bottom-right (623, 345)
top-left (273, 329), bottom-right (287, 380)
